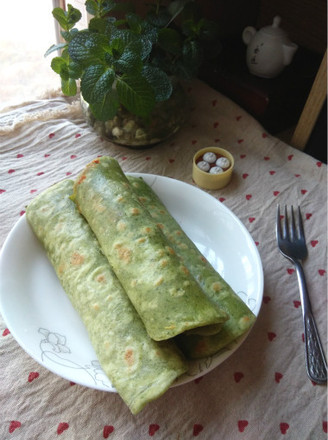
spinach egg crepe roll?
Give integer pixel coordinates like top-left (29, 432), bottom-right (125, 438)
top-left (128, 176), bottom-right (256, 359)
top-left (73, 157), bottom-right (228, 342)
top-left (26, 179), bottom-right (188, 415)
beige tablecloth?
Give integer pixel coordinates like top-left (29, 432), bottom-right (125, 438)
top-left (0, 80), bottom-right (327, 439)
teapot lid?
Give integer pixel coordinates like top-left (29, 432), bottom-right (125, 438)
top-left (261, 16), bottom-right (287, 37)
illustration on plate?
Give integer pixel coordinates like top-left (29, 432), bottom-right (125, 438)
top-left (38, 328), bottom-right (112, 389)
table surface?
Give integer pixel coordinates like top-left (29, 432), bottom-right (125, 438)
top-left (0, 80), bottom-right (327, 440)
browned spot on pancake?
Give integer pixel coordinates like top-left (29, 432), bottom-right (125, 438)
top-left (58, 263), bottom-right (65, 274)
top-left (114, 244), bottom-right (131, 263)
top-left (137, 237), bottom-right (146, 244)
top-left (159, 259), bottom-right (168, 268)
top-left (159, 209), bottom-right (166, 214)
top-left (154, 276), bottom-right (164, 286)
top-left (200, 256), bottom-right (207, 262)
top-left (71, 252), bottom-right (84, 265)
top-left (116, 220), bottom-right (126, 231)
top-left (138, 196), bottom-right (147, 203)
top-left (143, 226), bottom-right (152, 234)
top-left (166, 246), bottom-right (175, 255)
top-left (175, 230), bottom-right (182, 236)
top-left (93, 159), bottom-right (100, 164)
top-left (124, 349), bottom-right (134, 367)
top-left (157, 223), bottom-right (164, 229)
top-left (130, 207), bottom-right (140, 215)
top-left (212, 282), bottom-right (221, 292)
top-left (180, 265), bottom-right (189, 275)
top-left (96, 274), bottom-right (106, 283)
top-left (76, 174), bottom-right (86, 185)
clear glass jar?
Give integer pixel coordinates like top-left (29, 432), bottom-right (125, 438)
top-left (80, 81), bottom-right (189, 149)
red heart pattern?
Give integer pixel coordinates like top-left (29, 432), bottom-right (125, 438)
top-left (103, 425), bottom-right (114, 438)
top-left (57, 423), bottom-right (69, 435)
top-left (280, 423), bottom-right (289, 434)
top-left (149, 424), bottom-right (160, 436)
top-left (193, 424), bottom-right (203, 436)
top-left (263, 296), bottom-right (271, 304)
top-left (293, 300), bottom-right (301, 308)
top-left (234, 372), bottom-right (244, 383)
top-left (275, 372), bottom-right (283, 383)
top-left (268, 332), bottom-right (277, 341)
top-left (9, 421), bottom-right (21, 433)
top-left (28, 372), bottom-right (39, 382)
top-left (194, 376), bottom-right (204, 384)
top-left (238, 420), bottom-right (248, 432)
top-left (2, 328), bottom-right (10, 336)
top-left (311, 240), bottom-right (318, 247)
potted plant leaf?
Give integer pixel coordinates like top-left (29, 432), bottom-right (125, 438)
top-left (46, 0), bottom-right (219, 147)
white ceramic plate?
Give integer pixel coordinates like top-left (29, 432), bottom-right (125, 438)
top-left (0, 174), bottom-right (263, 392)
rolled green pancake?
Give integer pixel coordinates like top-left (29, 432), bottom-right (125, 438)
top-left (128, 176), bottom-right (256, 359)
top-left (26, 179), bottom-right (188, 414)
top-left (73, 157), bottom-right (228, 341)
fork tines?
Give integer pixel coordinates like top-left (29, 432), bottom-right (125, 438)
top-left (277, 205), bottom-right (304, 241)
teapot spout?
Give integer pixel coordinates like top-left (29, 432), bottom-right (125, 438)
top-left (283, 42), bottom-right (298, 66)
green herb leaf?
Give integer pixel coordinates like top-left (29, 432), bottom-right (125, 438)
top-left (61, 77), bottom-right (77, 95)
top-left (68, 61), bottom-right (83, 79)
top-left (85, 0), bottom-right (99, 16)
top-left (44, 43), bottom-right (67, 58)
top-left (81, 65), bottom-right (115, 102)
top-left (116, 74), bottom-right (155, 117)
top-left (68, 31), bottom-right (109, 66)
top-left (50, 57), bottom-right (67, 74)
top-left (61, 28), bottom-right (79, 42)
top-left (113, 50), bottom-right (143, 74)
top-left (182, 40), bottom-right (202, 73)
top-left (158, 28), bottom-right (182, 56)
top-left (88, 17), bottom-right (109, 35)
top-left (52, 5), bottom-right (81, 31)
top-left (142, 66), bottom-right (172, 102)
top-left (89, 89), bottom-right (120, 120)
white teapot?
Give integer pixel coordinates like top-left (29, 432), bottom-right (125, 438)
top-left (242, 16), bottom-right (298, 78)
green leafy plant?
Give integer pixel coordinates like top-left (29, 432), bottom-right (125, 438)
top-left (46, 0), bottom-right (219, 121)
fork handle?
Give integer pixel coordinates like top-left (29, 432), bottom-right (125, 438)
top-left (295, 261), bottom-right (327, 384)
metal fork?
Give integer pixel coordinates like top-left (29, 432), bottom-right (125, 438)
top-left (276, 205), bottom-right (327, 384)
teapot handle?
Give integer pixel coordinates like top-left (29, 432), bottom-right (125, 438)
top-left (242, 26), bottom-right (256, 45)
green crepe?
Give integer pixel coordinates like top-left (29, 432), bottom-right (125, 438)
top-left (26, 180), bottom-right (188, 414)
top-left (73, 157), bottom-right (228, 342)
top-left (128, 176), bottom-right (256, 359)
